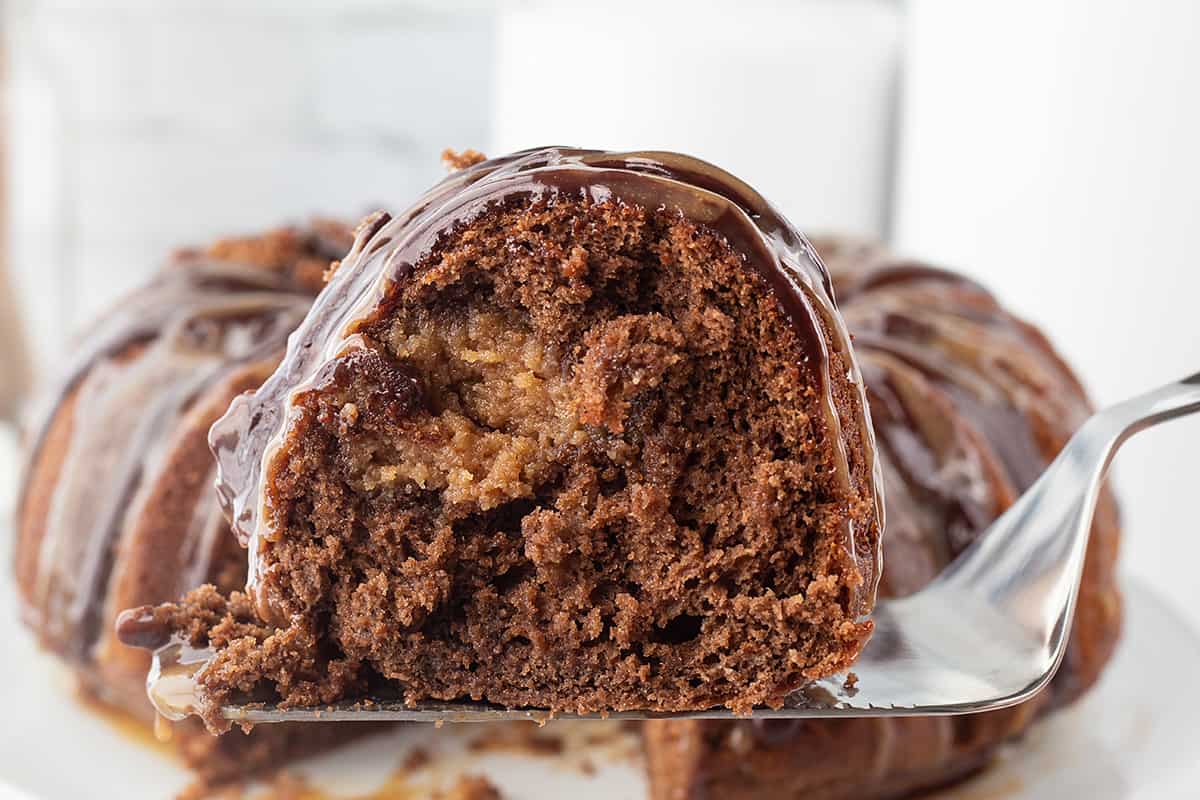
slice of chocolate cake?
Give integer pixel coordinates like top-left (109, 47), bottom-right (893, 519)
top-left (120, 148), bottom-right (883, 731)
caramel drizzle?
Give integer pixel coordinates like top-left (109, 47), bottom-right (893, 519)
top-left (18, 260), bottom-right (311, 661)
top-left (207, 147), bottom-right (883, 622)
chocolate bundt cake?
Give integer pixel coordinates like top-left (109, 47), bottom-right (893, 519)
top-left (12, 221), bottom-right (366, 785)
top-left (119, 148), bottom-right (884, 729)
top-left (642, 237), bottom-right (1123, 800)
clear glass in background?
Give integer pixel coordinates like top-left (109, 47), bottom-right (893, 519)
top-left (492, 0), bottom-right (903, 239)
top-left (893, 0), bottom-right (1200, 622)
top-left (0, 4), bottom-right (28, 512)
top-left (3, 0), bottom-right (494, 370)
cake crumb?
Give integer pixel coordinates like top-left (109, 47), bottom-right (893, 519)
top-left (264, 772), bottom-right (310, 800)
top-left (468, 723), bottom-right (564, 756)
top-left (434, 774), bottom-right (502, 800)
top-left (196, 219), bottom-right (353, 294)
top-left (401, 746), bottom-right (432, 772)
top-left (339, 402), bottom-right (360, 429)
top-left (441, 148), bottom-right (487, 171)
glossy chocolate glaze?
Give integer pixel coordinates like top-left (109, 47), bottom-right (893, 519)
top-left (208, 147), bottom-right (884, 624)
top-left (825, 243), bottom-right (1094, 597)
top-left (16, 257), bottom-right (315, 664)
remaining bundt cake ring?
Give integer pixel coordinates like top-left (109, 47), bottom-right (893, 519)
top-left (120, 147), bottom-right (884, 731)
top-left (641, 236), bottom-right (1122, 800)
top-left (12, 221), bottom-right (367, 787)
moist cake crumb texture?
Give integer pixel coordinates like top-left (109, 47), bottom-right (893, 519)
top-left (259, 199), bottom-right (870, 711)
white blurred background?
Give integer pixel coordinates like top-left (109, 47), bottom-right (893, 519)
top-left (3, 0), bottom-right (1199, 625)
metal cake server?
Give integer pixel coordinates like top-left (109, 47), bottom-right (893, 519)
top-left (215, 371), bottom-right (1200, 724)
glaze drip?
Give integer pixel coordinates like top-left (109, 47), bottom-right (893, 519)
top-left (821, 237), bottom-right (1096, 597)
top-left (16, 259), bottom-right (313, 662)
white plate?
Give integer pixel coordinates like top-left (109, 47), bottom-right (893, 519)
top-left (0, 574), bottom-right (1198, 799)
